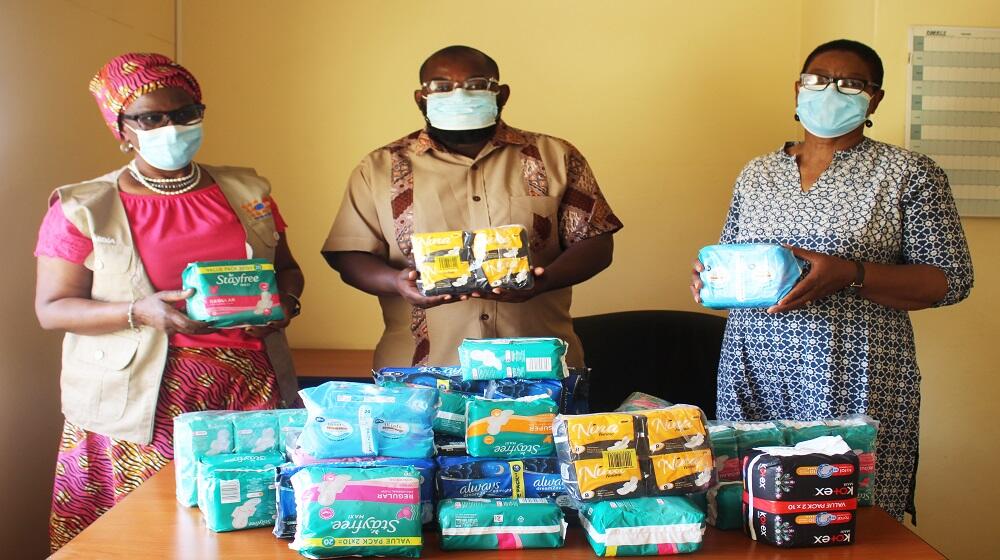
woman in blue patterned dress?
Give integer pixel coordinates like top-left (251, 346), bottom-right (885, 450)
top-left (690, 39), bottom-right (973, 522)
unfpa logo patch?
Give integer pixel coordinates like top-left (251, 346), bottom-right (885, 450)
top-left (242, 198), bottom-right (274, 221)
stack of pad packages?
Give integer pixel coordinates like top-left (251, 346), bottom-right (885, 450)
top-left (174, 408), bottom-right (307, 532)
top-left (377, 337), bottom-right (582, 552)
top-left (552, 392), bottom-right (715, 556)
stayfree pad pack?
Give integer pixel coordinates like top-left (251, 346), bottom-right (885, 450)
top-left (298, 381), bottom-right (435, 459)
top-left (174, 411), bottom-right (235, 506)
top-left (373, 366), bottom-right (489, 437)
top-left (459, 337), bottom-right (569, 380)
top-left (290, 465), bottom-right (422, 558)
top-left (743, 436), bottom-right (859, 548)
top-left (438, 498), bottom-right (566, 550)
top-left (580, 496), bottom-right (706, 556)
top-left (697, 244), bottom-right (802, 309)
top-left (197, 452), bottom-right (283, 532)
top-left (466, 395), bottom-right (557, 457)
top-left (183, 259), bottom-right (285, 327)
top-left (638, 406), bottom-right (715, 495)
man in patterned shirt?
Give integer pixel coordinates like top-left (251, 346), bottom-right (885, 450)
top-left (322, 45), bottom-right (623, 368)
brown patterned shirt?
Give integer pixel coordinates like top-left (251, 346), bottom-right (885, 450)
top-left (323, 121), bottom-right (623, 368)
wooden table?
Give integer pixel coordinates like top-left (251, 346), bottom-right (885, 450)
top-left (291, 348), bottom-right (375, 379)
top-left (51, 462), bottom-right (944, 559)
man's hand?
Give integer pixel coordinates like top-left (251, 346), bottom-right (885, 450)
top-left (396, 268), bottom-right (467, 309)
top-left (471, 267), bottom-right (547, 303)
top-left (767, 245), bottom-right (855, 313)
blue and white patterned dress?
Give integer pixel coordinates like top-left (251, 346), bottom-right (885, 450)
top-left (716, 137), bottom-right (973, 522)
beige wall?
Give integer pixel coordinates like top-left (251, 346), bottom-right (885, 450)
top-left (6, 1), bottom-right (997, 558)
top-left (1, 1), bottom-right (175, 556)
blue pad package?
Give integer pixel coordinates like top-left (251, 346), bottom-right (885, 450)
top-left (698, 243), bottom-right (803, 309)
top-left (373, 366), bottom-right (490, 437)
top-left (298, 381), bottom-right (436, 460)
top-left (436, 456), bottom-right (565, 500)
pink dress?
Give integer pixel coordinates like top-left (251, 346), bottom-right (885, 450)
top-left (36, 181), bottom-right (288, 551)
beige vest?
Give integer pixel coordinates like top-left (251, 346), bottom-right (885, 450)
top-left (54, 164), bottom-right (299, 444)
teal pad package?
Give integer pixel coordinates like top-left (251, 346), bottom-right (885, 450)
top-left (706, 422), bottom-right (740, 482)
top-left (438, 498), bottom-right (567, 550)
top-left (459, 337), bottom-right (569, 380)
top-left (290, 465), bottom-right (422, 558)
top-left (826, 415), bottom-right (879, 506)
top-left (233, 411), bottom-right (279, 454)
top-left (182, 259), bottom-right (285, 327)
top-left (705, 481), bottom-right (742, 530)
top-left (733, 421), bottom-right (786, 460)
top-left (196, 452), bottom-right (283, 532)
top-left (278, 408), bottom-right (308, 452)
top-left (780, 420), bottom-right (833, 445)
top-left (466, 395), bottom-right (558, 458)
top-left (174, 411), bottom-right (235, 506)
top-left (579, 496), bottom-right (706, 556)
top-left (697, 244), bottom-right (803, 309)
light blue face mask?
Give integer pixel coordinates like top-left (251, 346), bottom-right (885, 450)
top-left (128, 123), bottom-right (204, 171)
top-left (796, 87), bottom-right (871, 139)
top-left (426, 89), bottom-right (498, 131)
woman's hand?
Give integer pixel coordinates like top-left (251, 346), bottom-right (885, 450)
top-left (767, 245), bottom-right (855, 313)
top-left (396, 268), bottom-right (466, 309)
top-left (470, 267), bottom-right (547, 303)
top-left (132, 289), bottom-right (214, 336)
top-left (690, 260), bottom-right (705, 304)
top-left (243, 293), bottom-right (298, 338)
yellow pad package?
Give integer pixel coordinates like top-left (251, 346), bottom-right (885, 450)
top-left (471, 225), bottom-right (533, 292)
top-left (638, 405), bottom-right (716, 495)
top-left (410, 225), bottom-right (533, 297)
top-left (553, 413), bottom-right (644, 502)
top-left (411, 230), bottom-right (473, 296)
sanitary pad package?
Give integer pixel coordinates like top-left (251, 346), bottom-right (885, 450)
top-left (825, 415), bottom-right (878, 506)
top-left (182, 259), bottom-right (285, 327)
top-left (697, 244), bottom-right (803, 309)
top-left (373, 366), bottom-right (489, 437)
top-left (290, 465), bottom-right (422, 558)
top-left (743, 436), bottom-right (859, 548)
top-left (411, 225), bottom-right (533, 296)
top-left (436, 456), bottom-right (565, 501)
top-left (412, 230), bottom-right (474, 296)
top-left (466, 395), bottom-right (558, 457)
top-left (197, 452), bottom-right (283, 532)
top-left (459, 337), bottom-right (569, 380)
top-left (298, 381), bottom-right (436, 460)
top-left (435, 433), bottom-right (468, 456)
top-left (278, 408), bottom-right (309, 452)
top-left (579, 496), bottom-right (706, 556)
top-left (234, 411), bottom-right (280, 454)
top-left (733, 421), bottom-right (786, 460)
top-left (707, 422), bottom-right (740, 482)
top-left (470, 225), bottom-right (533, 292)
top-left (638, 406), bottom-right (715, 495)
top-left (691, 481), bottom-right (743, 530)
top-left (174, 411), bottom-right (236, 506)
top-left (616, 392), bottom-right (674, 412)
top-left (438, 498), bottom-right (567, 550)
top-left (275, 457), bottom-right (436, 539)
top-left (553, 413), bottom-right (646, 502)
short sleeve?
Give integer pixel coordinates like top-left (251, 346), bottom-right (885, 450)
top-left (558, 146), bottom-right (624, 247)
top-left (34, 201), bottom-right (93, 264)
top-left (267, 195), bottom-right (287, 233)
top-left (900, 158), bottom-right (974, 307)
top-left (321, 159), bottom-right (390, 258)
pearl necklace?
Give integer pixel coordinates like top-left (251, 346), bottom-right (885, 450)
top-left (128, 161), bottom-right (202, 195)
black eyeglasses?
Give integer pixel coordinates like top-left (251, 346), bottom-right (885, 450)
top-left (120, 103), bottom-right (206, 131)
top-left (800, 73), bottom-right (880, 95)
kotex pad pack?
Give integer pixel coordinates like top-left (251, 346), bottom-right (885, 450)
top-left (579, 496), bottom-right (706, 556)
top-left (825, 415), bottom-right (878, 506)
top-left (743, 436), bottom-right (859, 548)
top-left (553, 413), bottom-right (645, 502)
top-left (459, 337), bottom-right (569, 380)
top-left (197, 452), bottom-right (283, 532)
top-left (290, 465), bottom-right (422, 558)
top-left (298, 381), bottom-right (436, 460)
top-left (470, 225), bottom-right (533, 292)
top-left (637, 406), bottom-right (715, 495)
top-left (174, 411), bottom-right (235, 506)
top-left (372, 366), bottom-right (489, 437)
top-left (412, 230), bottom-right (474, 296)
top-left (182, 259), bottom-right (285, 327)
top-left (697, 243), bottom-right (803, 310)
top-left (465, 395), bottom-right (558, 457)
top-left (438, 498), bottom-right (567, 550)
top-left (615, 392), bottom-right (674, 412)
top-left (275, 458), bottom-right (436, 539)
top-left (233, 410), bottom-right (279, 454)
top-left (707, 422), bottom-right (740, 483)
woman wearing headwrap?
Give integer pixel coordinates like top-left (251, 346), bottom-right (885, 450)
top-left (34, 53), bottom-right (304, 549)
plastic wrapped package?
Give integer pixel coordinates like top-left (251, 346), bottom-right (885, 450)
top-left (780, 420), bottom-right (833, 445)
top-left (182, 259), bottom-right (285, 327)
top-left (705, 481), bottom-right (743, 530)
top-left (470, 225), bottom-right (533, 292)
top-left (459, 337), bottom-right (569, 380)
top-left (637, 406), bottom-right (715, 495)
top-left (697, 244), bottom-right (803, 309)
top-left (412, 230), bottom-right (474, 296)
top-left (579, 496), bottom-right (706, 556)
top-left (438, 498), bottom-right (566, 550)
top-left (290, 465), bottom-right (422, 558)
top-left (297, 381), bottom-right (436, 460)
top-left (233, 411), bottom-right (279, 454)
top-left (174, 411), bottom-right (236, 506)
top-left (373, 366), bottom-right (489, 437)
top-left (435, 433), bottom-right (468, 456)
top-left (706, 422), bottom-right (740, 482)
top-left (465, 395), bottom-right (558, 457)
top-left (743, 436), bottom-right (859, 548)
top-left (825, 415), bottom-right (879, 506)
top-left (553, 413), bottom-right (645, 502)
top-left (277, 408), bottom-right (308, 453)
top-left (196, 452), bottom-right (283, 532)
top-left (733, 421), bottom-right (786, 459)
top-left (615, 392), bottom-right (674, 412)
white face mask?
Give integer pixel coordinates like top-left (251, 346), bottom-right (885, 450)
top-left (425, 89), bottom-right (498, 131)
top-left (127, 123), bottom-right (204, 170)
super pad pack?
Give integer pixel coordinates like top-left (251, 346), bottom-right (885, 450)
top-left (697, 244), bottom-right (803, 309)
top-left (459, 337), bottom-right (569, 380)
top-left (182, 259), bottom-right (285, 327)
